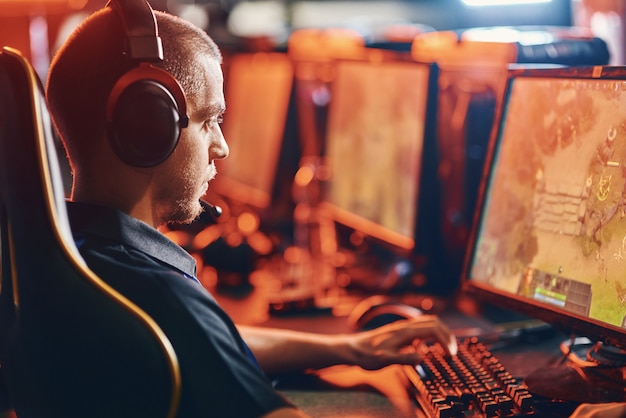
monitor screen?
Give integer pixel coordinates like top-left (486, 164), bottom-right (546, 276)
top-left (320, 57), bottom-right (441, 289)
top-left (464, 66), bottom-right (626, 349)
top-left (207, 52), bottom-right (294, 209)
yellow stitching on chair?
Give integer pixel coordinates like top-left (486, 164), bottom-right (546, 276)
top-left (7, 224), bottom-right (19, 312)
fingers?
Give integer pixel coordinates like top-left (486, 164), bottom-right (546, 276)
top-left (388, 316), bottom-right (457, 356)
top-left (351, 315), bottom-right (458, 370)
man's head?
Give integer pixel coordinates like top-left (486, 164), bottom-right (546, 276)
top-left (47, 4), bottom-right (229, 226)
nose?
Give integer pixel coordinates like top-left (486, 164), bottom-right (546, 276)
top-left (210, 127), bottom-right (229, 160)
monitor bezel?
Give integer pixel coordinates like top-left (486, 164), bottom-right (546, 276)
top-left (462, 64), bottom-right (626, 349)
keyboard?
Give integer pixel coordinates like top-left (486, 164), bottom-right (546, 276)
top-left (404, 337), bottom-right (537, 418)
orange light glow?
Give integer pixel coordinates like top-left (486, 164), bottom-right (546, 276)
top-left (199, 265), bottom-right (218, 289)
top-left (411, 30), bottom-right (518, 67)
top-left (419, 297), bottom-right (435, 312)
top-left (349, 231), bottom-right (364, 247)
top-left (0, 0), bottom-right (87, 14)
top-left (247, 231), bottom-right (273, 255)
top-left (0, 0), bottom-right (84, 4)
top-left (294, 164), bottom-right (315, 186)
top-left (67, 0), bottom-right (87, 9)
top-left (335, 272), bottom-right (351, 287)
top-left (237, 211), bottom-right (259, 235)
top-left (283, 246), bottom-right (307, 264)
top-left (191, 225), bottom-right (222, 251)
top-left (288, 28), bottom-right (366, 62)
top-left (293, 204), bottom-right (311, 223)
top-left (225, 231), bottom-right (243, 248)
top-left (162, 229), bottom-right (191, 248)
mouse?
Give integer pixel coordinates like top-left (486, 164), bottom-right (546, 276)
top-left (347, 295), bottom-right (423, 330)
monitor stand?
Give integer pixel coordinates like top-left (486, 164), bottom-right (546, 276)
top-left (524, 342), bottom-right (626, 404)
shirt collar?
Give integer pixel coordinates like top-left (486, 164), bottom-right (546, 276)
top-left (66, 201), bottom-right (197, 278)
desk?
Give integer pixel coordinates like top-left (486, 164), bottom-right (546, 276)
top-left (209, 279), bottom-right (571, 417)
top-left (277, 365), bottom-right (421, 418)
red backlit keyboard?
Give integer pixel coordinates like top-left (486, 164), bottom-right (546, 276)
top-left (405, 337), bottom-right (537, 417)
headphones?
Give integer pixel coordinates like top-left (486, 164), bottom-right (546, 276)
top-left (105, 0), bottom-right (189, 167)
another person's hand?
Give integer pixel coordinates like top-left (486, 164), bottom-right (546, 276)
top-left (345, 316), bottom-right (457, 370)
top-left (569, 403), bottom-right (626, 418)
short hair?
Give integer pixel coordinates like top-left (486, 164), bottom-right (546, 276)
top-left (46, 6), bottom-right (222, 168)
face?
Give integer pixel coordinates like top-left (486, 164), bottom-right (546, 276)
top-left (154, 56), bottom-right (228, 225)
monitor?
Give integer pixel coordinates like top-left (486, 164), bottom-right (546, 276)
top-left (206, 52), bottom-right (295, 210)
top-left (411, 27), bottom-right (611, 297)
top-left (463, 65), bottom-right (626, 400)
top-left (319, 56), bottom-right (445, 294)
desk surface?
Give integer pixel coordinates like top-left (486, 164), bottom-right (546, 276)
top-left (278, 365), bottom-right (421, 418)
top-left (209, 278), bottom-right (574, 417)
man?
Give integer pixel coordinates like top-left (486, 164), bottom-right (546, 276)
top-left (45, 4), bottom-right (457, 417)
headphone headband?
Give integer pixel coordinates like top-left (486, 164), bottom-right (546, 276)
top-left (107, 0), bottom-right (163, 61)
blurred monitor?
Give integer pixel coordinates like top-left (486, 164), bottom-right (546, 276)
top-left (208, 52), bottom-right (295, 210)
top-left (288, 28), bottom-right (368, 159)
top-left (320, 57), bottom-right (444, 294)
top-left (464, 65), bottom-right (626, 400)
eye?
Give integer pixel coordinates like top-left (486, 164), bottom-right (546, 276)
top-left (208, 115), bottom-right (224, 126)
top-left (203, 116), bottom-right (222, 130)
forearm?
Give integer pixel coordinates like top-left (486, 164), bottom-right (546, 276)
top-left (238, 325), bottom-right (354, 374)
top-left (239, 317), bottom-right (457, 375)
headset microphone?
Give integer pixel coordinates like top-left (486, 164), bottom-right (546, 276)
top-left (199, 200), bottom-right (222, 225)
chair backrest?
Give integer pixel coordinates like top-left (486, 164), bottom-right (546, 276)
top-left (0, 46), bottom-right (181, 418)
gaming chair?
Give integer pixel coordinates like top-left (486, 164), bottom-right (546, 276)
top-left (0, 46), bottom-right (180, 418)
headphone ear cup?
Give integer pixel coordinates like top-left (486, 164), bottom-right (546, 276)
top-left (106, 64), bottom-right (189, 167)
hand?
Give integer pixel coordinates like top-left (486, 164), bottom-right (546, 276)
top-left (344, 316), bottom-right (457, 370)
top-left (569, 403), bottom-right (626, 418)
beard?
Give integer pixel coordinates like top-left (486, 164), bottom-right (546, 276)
top-left (153, 138), bottom-right (214, 226)
top-left (166, 197), bottom-right (203, 225)
top-left (154, 169), bottom-right (205, 226)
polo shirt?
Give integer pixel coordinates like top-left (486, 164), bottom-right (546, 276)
top-left (67, 201), bottom-right (293, 417)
